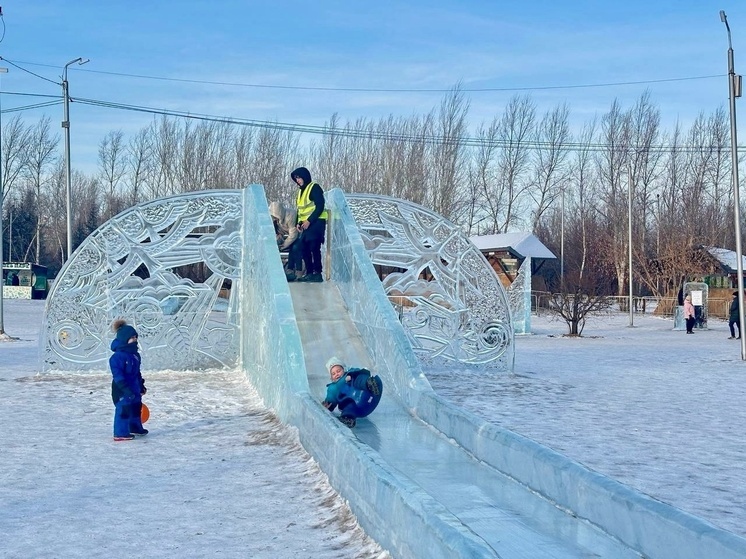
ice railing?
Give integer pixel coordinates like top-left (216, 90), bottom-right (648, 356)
top-left (345, 193), bottom-right (514, 369)
top-left (41, 190), bottom-right (243, 372)
top-left (507, 256), bottom-right (532, 335)
top-left (239, 184), bottom-right (308, 420)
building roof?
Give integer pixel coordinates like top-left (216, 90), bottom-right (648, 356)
top-left (469, 232), bottom-right (556, 260)
top-left (704, 246), bottom-right (746, 273)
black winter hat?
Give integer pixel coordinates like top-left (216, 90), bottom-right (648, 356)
top-left (290, 167), bottom-right (312, 186)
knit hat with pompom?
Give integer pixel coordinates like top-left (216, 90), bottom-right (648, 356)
top-left (112, 319), bottom-right (138, 343)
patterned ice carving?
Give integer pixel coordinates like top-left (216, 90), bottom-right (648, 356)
top-left (42, 190), bottom-right (243, 371)
top-left (507, 256), bottom-right (532, 334)
top-left (346, 194), bottom-right (513, 368)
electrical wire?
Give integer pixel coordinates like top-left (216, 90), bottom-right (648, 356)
top-left (1, 99), bottom-right (63, 113)
top-left (0, 57), bottom-right (59, 86)
top-left (75, 68), bottom-right (725, 93)
top-left (74, 95), bottom-right (741, 154)
top-left (3, 57), bottom-right (724, 94)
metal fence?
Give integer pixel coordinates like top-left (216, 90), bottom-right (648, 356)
top-left (531, 292), bottom-right (733, 320)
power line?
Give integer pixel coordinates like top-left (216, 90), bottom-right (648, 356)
top-left (0, 57), bottom-right (59, 86)
top-left (75, 69), bottom-right (726, 93)
top-left (4, 57), bottom-right (724, 93)
top-left (75, 95), bottom-right (742, 154)
top-left (1, 99), bottom-right (63, 113)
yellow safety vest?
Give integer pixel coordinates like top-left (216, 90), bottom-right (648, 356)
top-left (296, 181), bottom-right (328, 222)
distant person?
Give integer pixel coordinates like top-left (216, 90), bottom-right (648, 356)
top-left (322, 356), bottom-right (383, 428)
top-left (11, 274), bottom-right (19, 286)
top-left (683, 294), bottom-right (696, 334)
top-left (729, 291), bottom-right (742, 339)
top-left (109, 319), bottom-right (148, 441)
top-left (269, 201), bottom-right (302, 279)
top-left (289, 167), bottom-right (327, 283)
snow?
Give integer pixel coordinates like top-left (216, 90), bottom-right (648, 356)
top-left (469, 232), bottom-right (557, 259)
top-left (1, 299), bottom-right (388, 559)
top-left (3, 298), bottom-right (745, 556)
top-left (427, 309), bottom-right (746, 539)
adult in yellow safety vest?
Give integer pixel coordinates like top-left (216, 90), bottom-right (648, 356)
top-left (289, 167), bottom-right (327, 283)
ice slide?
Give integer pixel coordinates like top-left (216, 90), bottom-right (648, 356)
top-left (240, 186), bottom-right (746, 559)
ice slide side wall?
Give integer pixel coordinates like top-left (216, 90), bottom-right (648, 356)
top-left (238, 185), bottom-right (497, 559)
top-left (324, 188), bottom-right (746, 559)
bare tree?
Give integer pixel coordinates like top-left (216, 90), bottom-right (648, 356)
top-left (0, 114), bottom-right (31, 206)
top-left (493, 94), bottom-right (536, 232)
top-left (547, 290), bottom-right (612, 336)
top-left (126, 127), bottom-right (153, 205)
top-left (250, 126), bottom-right (299, 202)
top-left (24, 117), bottom-right (59, 263)
top-left (595, 99), bottom-right (632, 296)
top-left (529, 103), bottom-right (571, 231)
top-left (426, 87), bottom-right (469, 220)
top-left (98, 130), bottom-right (127, 218)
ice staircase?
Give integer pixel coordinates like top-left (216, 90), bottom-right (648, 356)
top-left (239, 185), bottom-right (746, 559)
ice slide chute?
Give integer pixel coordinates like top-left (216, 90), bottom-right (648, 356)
top-left (41, 185), bottom-right (746, 558)
top-left (241, 185), bottom-right (746, 559)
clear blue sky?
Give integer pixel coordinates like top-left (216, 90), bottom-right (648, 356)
top-left (1, 0), bottom-right (745, 173)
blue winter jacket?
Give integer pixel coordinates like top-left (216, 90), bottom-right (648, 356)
top-left (109, 338), bottom-right (144, 404)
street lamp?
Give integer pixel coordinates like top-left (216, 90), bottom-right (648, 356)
top-left (720, 11), bottom-right (746, 360)
top-left (62, 57), bottom-right (89, 261)
top-left (0, 66), bottom-right (8, 337)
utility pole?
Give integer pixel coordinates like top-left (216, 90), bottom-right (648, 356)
top-left (0, 67), bottom-right (8, 337)
top-left (720, 11), bottom-right (746, 360)
top-left (62, 57), bottom-right (89, 261)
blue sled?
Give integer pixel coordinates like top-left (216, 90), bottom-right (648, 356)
top-left (337, 376), bottom-right (383, 418)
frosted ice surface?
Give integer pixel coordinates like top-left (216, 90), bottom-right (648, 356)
top-left (346, 193), bottom-right (513, 369)
top-left (41, 191), bottom-right (243, 372)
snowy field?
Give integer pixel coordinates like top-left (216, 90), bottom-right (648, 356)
top-left (0, 299), bottom-right (387, 559)
top-left (3, 298), bottom-right (745, 558)
top-left (428, 308), bottom-right (746, 539)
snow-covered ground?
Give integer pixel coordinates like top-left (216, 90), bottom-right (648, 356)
top-left (428, 309), bottom-right (746, 539)
top-left (4, 298), bottom-right (745, 557)
top-left (0, 299), bottom-right (387, 559)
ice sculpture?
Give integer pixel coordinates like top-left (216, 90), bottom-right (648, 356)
top-left (42, 188), bottom-right (512, 372)
top-left (507, 256), bottom-right (532, 334)
top-left (345, 194), bottom-right (514, 368)
top-left (42, 191), bottom-right (243, 371)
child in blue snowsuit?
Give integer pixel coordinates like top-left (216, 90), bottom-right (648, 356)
top-left (322, 356), bottom-right (383, 428)
top-left (109, 319), bottom-right (148, 441)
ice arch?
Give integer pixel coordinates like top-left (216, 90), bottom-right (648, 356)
top-left (42, 188), bottom-right (513, 371)
top-left (346, 194), bottom-right (514, 369)
top-left (42, 190), bottom-right (243, 371)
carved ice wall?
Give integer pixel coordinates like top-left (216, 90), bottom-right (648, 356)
top-left (42, 188), bottom-right (513, 372)
top-left (346, 194), bottom-right (514, 369)
top-left (507, 256), bottom-right (532, 334)
top-left (42, 190), bottom-right (243, 371)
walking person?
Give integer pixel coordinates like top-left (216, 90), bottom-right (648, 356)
top-left (729, 291), bottom-right (742, 339)
top-left (290, 167), bottom-right (327, 283)
top-left (683, 294), bottom-right (696, 334)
